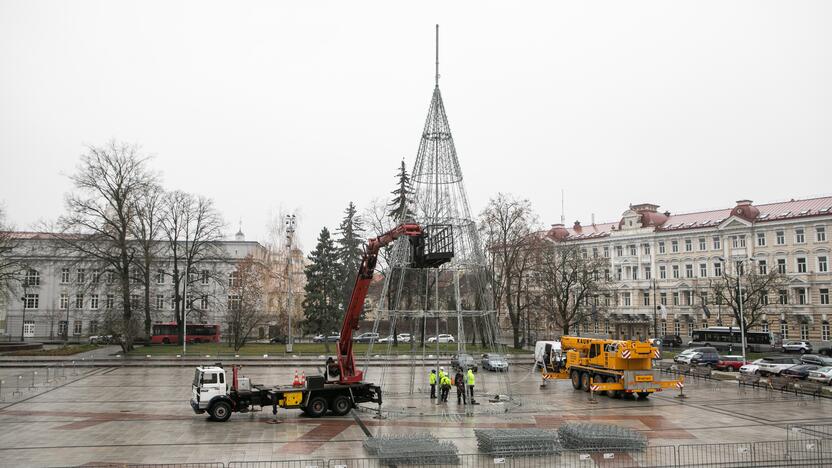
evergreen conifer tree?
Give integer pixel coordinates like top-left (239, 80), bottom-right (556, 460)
top-left (336, 202), bottom-right (365, 317)
top-left (302, 227), bottom-right (342, 353)
top-left (388, 159), bottom-right (416, 222)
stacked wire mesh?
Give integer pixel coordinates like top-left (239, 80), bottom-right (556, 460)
top-left (363, 433), bottom-right (459, 465)
top-left (474, 429), bottom-right (562, 456)
top-left (557, 423), bottom-right (648, 451)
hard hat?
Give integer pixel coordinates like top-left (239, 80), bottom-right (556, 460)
top-left (440, 367), bottom-right (445, 371)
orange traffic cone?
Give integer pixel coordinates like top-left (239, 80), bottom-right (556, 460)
top-left (292, 369), bottom-right (301, 387)
top-left (301, 370), bottom-right (306, 387)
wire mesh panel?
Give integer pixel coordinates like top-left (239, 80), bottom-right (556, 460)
top-left (751, 439), bottom-right (828, 467)
top-left (229, 460), bottom-right (325, 468)
top-left (677, 441), bottom-right (754, 467)
top-left (126, 464), bottom-right (226, 468)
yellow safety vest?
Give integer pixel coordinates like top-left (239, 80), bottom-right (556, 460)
top-left (467, 369), bottom-right (475, 386)
top-left (441, 375), bottom-right (451, 386)
top-left (429, 373), bottom-right (436, 385)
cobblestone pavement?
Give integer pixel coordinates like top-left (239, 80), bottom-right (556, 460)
top-left (0, 364), bottom-right (831, 467)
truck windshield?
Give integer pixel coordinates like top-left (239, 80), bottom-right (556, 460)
top-left (193, 369), bottom-right (201, 387)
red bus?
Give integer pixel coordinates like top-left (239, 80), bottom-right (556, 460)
top-left (151, 322), bottom-right (221, 344)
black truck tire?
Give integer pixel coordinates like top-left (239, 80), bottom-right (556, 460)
top-left (581, 372), bottom-right (591, 392)
top-left (209, 401), bottom-right (231, 422)
top-left (306, 396), bottom-right (328, 418)
top-left (571, 370), bottom-right (582, 390)
top-left (331, 395), bottom-right (352, 416)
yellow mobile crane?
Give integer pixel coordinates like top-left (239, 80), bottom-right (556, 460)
top-left (539, 337), bottom-right (683, 399)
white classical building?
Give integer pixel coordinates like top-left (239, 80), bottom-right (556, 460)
top-left (545, 197), bottom-right (832, 342)
top-left (1, 230), bottom-right (269, 342)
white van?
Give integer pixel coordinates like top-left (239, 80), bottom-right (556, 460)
top-left (534, 340), bottom-right (561, 369)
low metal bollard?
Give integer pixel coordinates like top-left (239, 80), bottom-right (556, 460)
top-left (13, 375), bottom-right (22, 397)
top-left (30, 371), bottom-right (38, 390)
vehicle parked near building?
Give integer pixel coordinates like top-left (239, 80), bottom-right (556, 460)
top-left (661, 335), bottom-right (683, 348)
top-left (481, 353), bottom-right (509, 371)
top-left (781, 340), bottom-right (812, 354)
top-left (716, 355), bottom-right (748, 372)
top-left (353, 333), bottom-right (380, 343)
top-left (800, 354), bottom-right (832, 366)
top-left (739, 358), bottom-right (766, 375)
top-left (689, 349), bottom-right (721, 367)
top-left (312, 334), bottom-right (340, 343)
top-left (427, 334), bottom-right (455, 343)
top-left (781, 364), bottom-right (820, 380)
top-left (808, 367), bottom-right (832, 384)
top-left (757, 356), bottom-right (802, 376)
top-left (688, 327), bottom-right (773, 352)
top-left (450, 353), bottom-right (477, 372)
top-left (674, 347), bottom-right (718, 365)
top-left (818, 347), bottom-right (832, 357)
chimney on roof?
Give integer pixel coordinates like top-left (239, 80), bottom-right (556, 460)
top-left (573, 220), bottom-right (582, 233)
top-left (663, 211), bottom-right (670, 217)
top-left (591, 213), bottom-right (596, 225)
top-left (736, 199), bottom-right (753, 206)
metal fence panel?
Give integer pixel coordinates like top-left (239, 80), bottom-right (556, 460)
top-left (750, 439), bottom-right (829, 467)
top-left (229, 460), bottom-right (325, 468)
top-left (677, 441), bottom-right (754, 467)
top-left (126, 464), bottom-right (226, 468)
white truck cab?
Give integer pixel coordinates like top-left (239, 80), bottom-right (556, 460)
top-left (191, 366), bottom-right (229, 415)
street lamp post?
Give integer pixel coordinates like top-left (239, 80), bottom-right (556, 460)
top-left (285, 214), bottom-right (297, 353)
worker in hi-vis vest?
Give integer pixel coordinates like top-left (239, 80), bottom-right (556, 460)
top-left (429, 369), bottom-right (437, 399)
top-left (467, 367), bottom-right (476, 403)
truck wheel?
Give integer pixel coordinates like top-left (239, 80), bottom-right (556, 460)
top-left (604, 376), bottom-right (616, 397)
top-left (331, 395), bottom-right (352, 416)
top-left (581, 373), bottom-right (591, 392)
top-left (305, 396), bottom-right (328, 418)
top-left (571, 370), bottom-right (582, 390)
top-left (637, 392), bottom-right (650, 400)
top-left (209, 401), bottom-right (231, 422)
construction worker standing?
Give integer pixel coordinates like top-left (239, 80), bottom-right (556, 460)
top-left (454, 370), bottom-right (466, 404)
top-left (429, 369), bottom-right (437, 399)
top-left (439, 372), bottom-right (451, 402)
top-left (467, 367), bottom-right (476, 403)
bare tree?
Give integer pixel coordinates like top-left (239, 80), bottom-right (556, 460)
top-left (129, 183), bottom-right (164, 337)
top-left (479, 193), bottom-right (539, 348)
top-left (0, 207), bottom-right (27, 300)
top-left (711, 262), bottom-right (789, 341)
top-left (535, 241), bottom-right (611, 336)
top-left (227, 255), bottom-right (267, 350)
top-left (159, 191), bottom-right (225, 345)
top-left (58, 141), bottom-right (156, 351)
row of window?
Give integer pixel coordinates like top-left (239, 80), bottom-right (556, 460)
top-left (23, 293), bottom-right (243, 311)
top-left (584, 226), bottom-right (828, 259)
top-left (613, 255), bottom-right (830, 282)
top-left (616, 288), bottom-right (831, 307)
top-left (575, 320), bottom-right (831, 341)
top-left (23, 268), bottom-right (242, 288)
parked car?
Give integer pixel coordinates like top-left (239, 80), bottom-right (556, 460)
top-left (808, 366), bottom-right (832, 385)
top-left (781, 364), bottom-right (820, 380)
top-left (689, 349), bottom-right (721, 367)
top-left (397, 333), bottom-right (412, 343)
top-left (312, 333), bottom-right (340, 343)
top-left (674, 347), bottom-right (718, 365)
top-left (781, 340), bottom-right (812, 354)
top-left (800, 354), bottom-right (832, 366)
top-left (662, 335), bottom-right (683, 348)
top-left (481, 353), bottom-right (509, 371)
top-left (427, 334), bottom-right (456, 343)
top-left (816, 347), bottom-right (832, 357)
top-left (269, 336), bottom-right (287, 344)
top-left (450, 353), bottom-right (477, 372)
top-left (740, 358), bottom-right (766, 375)
top-left (757, 356), bottom-right (802, 376)
top-left (716, 355), bottom-right (748, 372)
top-left (353, 333), bottom-right (380, 343)
top-left (89, 335), bottom-right (114, 344)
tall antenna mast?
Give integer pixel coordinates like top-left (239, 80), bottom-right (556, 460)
top-left (435, 24), bottom-right (440, 87)
top-left (561, 189), bottom-right (565, 224)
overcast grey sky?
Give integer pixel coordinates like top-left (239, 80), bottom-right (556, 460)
top-left (1, 1), bottom-right (830, 250)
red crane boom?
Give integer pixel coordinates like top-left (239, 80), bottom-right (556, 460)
top-left (334, 223), bottom-right (424, 384)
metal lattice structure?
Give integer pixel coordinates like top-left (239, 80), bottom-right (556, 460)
top-left (363, 25), bottom-right (514, 416)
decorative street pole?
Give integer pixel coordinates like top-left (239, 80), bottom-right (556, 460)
top-left (285, 214), bottom-right (297, 353)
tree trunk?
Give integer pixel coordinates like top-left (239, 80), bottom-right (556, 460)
top-left (143, 265), bottom-right (152, 337)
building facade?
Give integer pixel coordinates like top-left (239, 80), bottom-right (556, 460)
top-left (545, 197), bottom-right (832, 343)
top-left (1, 231), bottom-right (269, 342)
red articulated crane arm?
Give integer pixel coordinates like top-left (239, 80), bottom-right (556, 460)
top-left (336, 223), bottom-right (422, 384)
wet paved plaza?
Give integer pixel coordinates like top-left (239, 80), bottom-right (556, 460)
top-left (1, 363), bottom-right (832, 467)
